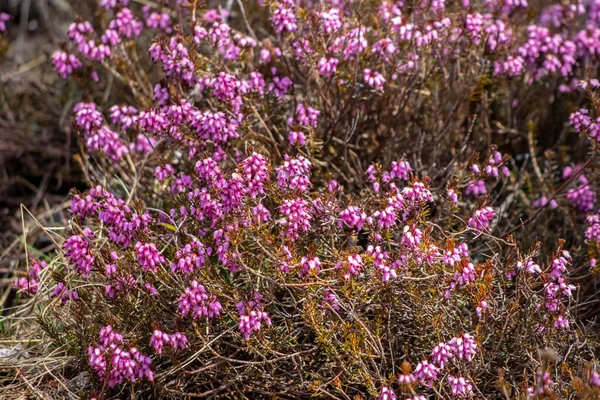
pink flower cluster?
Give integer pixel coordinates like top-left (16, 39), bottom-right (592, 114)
top-left (150, 330), bottom-right (188, 354)
top-left (368, 245), bottom-right (399, 283)
top-left (527, 370), bottom-right (554, 398)
top-left (143, 6), bottom-right (172, 33)
top-left (63, 228), bottom-right (95, 278)
top-left (447, 376), bottom-right (474, 398)
top-left (442, 242), bottom-right (469, 267)
top-left (135, 241), bottom-right (165, 273)
top-left (398, 333), bottom-right (477, 396)
top-left (586, 214), bottom-right (600, 243)
top-left (299, 256), bottom-right (321, 277)
top-left (448, 333), bottom-right (477, 361)
top-left (321, 288), bottom-right (340, 313)
top-left (338, 206), bottom-right (367, 231)
top-left (0, 13), bottom-right (10, 32)
top-left (109, 104), bottom-right (138, 130)
top-left (52, 282), bottom-right (79, 304)
top-left (172, 241), bottom-right (209, 274)
top-left (465, 180), bottom-right (486, 197)
top-left (279, 198), bottom-right (312, 239)
top-left (88, 326), bottom-right (153, 388)
top-left (178, 280), bottom-right (222, 320)
top-left (414, 360), bottom-right (439, 388)
top-left (105, 274), bottom-right (137, 299)
top-left (445, 261), bottom-right (476, 298)
top-left (271, 2), bottom-right (298, 34)
top-left (336, 254), bottom-right (365, 281)
top-left (532, 196), bottom-right (558, 209)
top-left (71, 185), bottom-right (152, 247)
top-left (13, 260), bottom-right (47, 295)
top-left (237, 294), bottom-right (272, 341)
top-left (50, 4), bottom-right (151, 79)
top-left (293, 103), bottom-right (320, 128)
top-left (484, 151), bottom-right (509, 179)
top-left (73, 103), bottom-right (129, 162)
top-left (566, 174), bottom-right (597, 214)
top-left (468, 206), bottom-right (496, 231)
top-left (384, 160), bottom-right (412, 182)
top-left (364, 69), bottom-right (386, 91)
top-left (378, 387), bottom-right (397, 400)
top-left (277, 155), bottom-right (312, 192)
top-left (51, 51), bottom-right (83, 79)
top-left (543, 250), bottom-right (575, 330)
top-left (150, 36), bottom-right (195, 86)
top-left (240, 152), bottom-right (270, 197)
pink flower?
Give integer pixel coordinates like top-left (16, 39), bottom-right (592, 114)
top-left (268, 68), bottom-right (293, 98)
top-left (276, 155), bottom-right (312, 192)
top-left (241, 153), bottom-right (270, 197)
top-left (447, 376), bottom-right (473, 398)
top-left (465, 180), bottom-right (487, 197)
top-left (570, 109), bottom-right (591, 132)
top-left (321, 8), bottom-right (342, 34)
top-left (527, 370), bottom-right (554, 397)
top-left (431, 342), bottom-right (454, 368)
top-left (101, 0), bottom-right (130, 10)
top-left (237, 294), bottom-right (271, 340)
top-left (144, 10), bottom-right (172, 33)
top-left (414, 360), bottom-right (439, 387)
top-left (447, 262), bottom-right (476, 297)
top-left (14, 277), bottom-right (39, 295)
top-left (52, 282), bottom-right (79, 304)
top-left (468, 206), bottom-right (496, 231)
top-left (449, 333), bottom-right (477, 361)
top-left (109, 8), bottom-right (143, 38)
top-left (336, 254), bottom-right (364, 280)
top-left (589, 371), bottom-right (600, 387)
top-left (533, 196), bottom-right (558, 209)
top-left (373, 205), bottom-right (398, 229)
top-left (194, 25), bottom-right (208, 44)
top-left (260, 48), bottom-right (271, 64)
top-left (447, 189), bottom-right (458, 203)
top-left (339, 206), bottom-right (367, 231)
top-left (271, 3), bottom-right (297, 34)
top-left (151, 330), bottom-right (188, 354)
top-left (402, 225), bottom-right (423, 249)
top-left (288, 131), bottom-right (307, 146)
top-left (318, 57), bottom-right (339, 78)
top-left (178, 280), bottom-right (222, 319)
top-left (135, 242), bottom-right (165, 273)
top-left (384, 160), bottom-right (412, 182)
top-left (476, 300), bottom-right (489, 318)
top-left (299, 256), bottom-right (321, 277)
top-left (322, 288), bottom-right (340, 312)
top-left (279, 198), bottom-right (312, 239)
top-left (154, 164), bottom-right (175, 181)
top-left (364, 69), bottom-right (386, 91)
top-left (294, 104), bottom-right (320, 128)
top-left (378, 387), bottom-right (397, 400)
top-left (172, 241), bottom-right (208, 274)
top-left (88, 326), bottom-right (153, 388)
top-left (252, 204), bottom-right (272, 224)
top-left (153, 84), bottom-right (170, 106)
top-left (51, 51), bottom-right (83, 79)
top-left (63, 229), bottom-right (96, 278)
top-left (109, 105), bottom-right (138, 130)
top-left (398, 372), bottom-right (416, 385)
top-left (0, 13), bottom-right (10, 32)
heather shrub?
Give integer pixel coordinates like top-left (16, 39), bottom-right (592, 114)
top-left (5, 0), bottom-right (600, 399)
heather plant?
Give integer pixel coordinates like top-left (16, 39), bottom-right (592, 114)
top-left (5, 0), bottom-right (600, 399)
